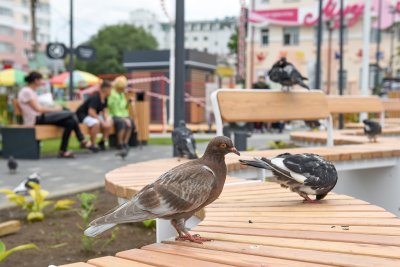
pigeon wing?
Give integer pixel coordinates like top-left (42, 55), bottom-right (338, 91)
top-left (88, 164), bottom-right (215, 226)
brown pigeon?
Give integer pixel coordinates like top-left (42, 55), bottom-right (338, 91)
top-left (84, 136), bottom-right (240, 243)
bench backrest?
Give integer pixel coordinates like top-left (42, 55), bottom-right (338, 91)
top-left (327, 95), bottom-right (384, 114)
top-left (211, 89), bottom-right (334, 146)
top-left (65, 100), bottom-right (82, 112)
top-left (382, 99), bottom-right (400, 112)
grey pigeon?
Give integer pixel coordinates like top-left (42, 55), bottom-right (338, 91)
top-left (115, 148), bottom-right (129, 160)
top-left (84, 136), bottom-right (240, 243)
top-left (7, 156), bottom-right (18, 174)
top-left (268, 57), bottom-right (309, 91)
top-left (240, 153), bottom-right (338, 203)
top-left (363, 119), bottom-right (382, 143)
top-left (13, 173), bottom-right (41, 195)
top-left (172, 120), bottom-right (198, 159)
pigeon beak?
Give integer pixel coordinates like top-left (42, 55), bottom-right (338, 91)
top-left (230, 147), bottom-right (240, 156)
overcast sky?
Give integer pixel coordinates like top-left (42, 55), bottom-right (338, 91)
top-left (51, 0), bottom-right (242, 44)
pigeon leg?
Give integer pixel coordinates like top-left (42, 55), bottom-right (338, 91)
top-left (172, 219), bottom-right (211, 244)
top-left (171, 219), bottom-right (185, 238)
top-left (299, 193), bottom-right (321, 204)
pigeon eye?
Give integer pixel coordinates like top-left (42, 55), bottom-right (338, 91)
top-left (220, 144), bottom-right (227, 148)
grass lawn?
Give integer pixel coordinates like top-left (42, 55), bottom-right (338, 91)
top-left (40, 137), bottom-right (211, 156)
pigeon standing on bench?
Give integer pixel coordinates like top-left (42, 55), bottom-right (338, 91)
top-left (240, 153), bottom-right (338, 203)
top-left (84, 136), bottom-right (240, 243)
top-left (363, 119), bottom-right (382, 143)
top-left (268, 57), bottom-right (309, 91)
top-left (172, 120), bottom-right (198, 159)
top-left (7, 156), bottom-right (18, 174)
top-left (13, 173), bottom-right (41, 195)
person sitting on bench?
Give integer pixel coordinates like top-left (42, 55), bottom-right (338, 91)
top-left (107, 76), bottom-right (136, 151)
top-left (18, 71), bottom-right (91, 158)
top-left (76, 81), bottom-right (113, 152)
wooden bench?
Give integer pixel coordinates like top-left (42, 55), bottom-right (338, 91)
top-left (211, 89), bottom-right (334, 146)
top-left (61, 145), bottom-right (400, 267)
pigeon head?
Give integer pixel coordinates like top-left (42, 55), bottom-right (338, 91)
top-left (179, 120), bottom-right (186, 127)
top-left (204, 136), bottom-right (240, 157)
top-left (362, 119), bottom-right (370, 124)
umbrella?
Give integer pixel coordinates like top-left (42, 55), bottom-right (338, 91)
top-left (51, 70), bottom-right (101, 88)
top-left (0, 69), bottom-right (26, 86)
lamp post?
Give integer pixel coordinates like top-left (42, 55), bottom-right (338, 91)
top-left (315, 0), bottom-right (323, 89)
top-left (338, 0), bottom-right (345, 129)
top-left (374, 0), bottom-right (383, 95)
top-left (68, 0), bottom-right (74, 100)
top-left (326, 20), bottom-right (334, 95)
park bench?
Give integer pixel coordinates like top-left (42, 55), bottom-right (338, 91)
top-left (210, 89), bottom-right (335, 147)
top-left (60, 143), bottom-right (400, 267)
top-left (1, 100), bottom-right (119, 159)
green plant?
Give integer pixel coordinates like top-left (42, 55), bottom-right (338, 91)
top-left (75, 192), bottom-right (119, 252)
top-left (0, 183), bottom-right (75, 222)
top-left (0, 240), bottom-right (38, 262)
top-left (142, 219), bottom-right (156, 229)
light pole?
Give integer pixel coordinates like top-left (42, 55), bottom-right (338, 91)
top-left (338, 0), bottom-right (345, 129)
top-left (326, 20), bottom-right (334, 94)
top-left (315, 0), bottom-right (323, 89)
top-left (68, 0), bottom-right (74, 100)
top-left (374, 0), bottom-right (383, 95)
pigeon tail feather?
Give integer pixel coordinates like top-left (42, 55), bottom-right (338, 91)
top-left (239, 158), bottom-right (272, 170)
top-left (298, 80), bottom-right (310, 90)
top-left (84, 223), bottom-right (116, 237)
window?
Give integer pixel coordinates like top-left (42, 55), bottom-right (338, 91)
top-left (204, 48), bottom-right (208, 52)
top-left (23, 15), bottom-right (29, 24)
top-left (283, 27), bottom-right (299, 45)
top-left (22, 0), bottom-right (29, 7)
top-left (261, 28), bottom-right (269, 46)
top-left (284, 0), bottom-right (299, 2)
top-left (371, 28), bottom-right (380, 43)
top-left (0, 25), bottom-right (14, 36)
top-left (193, 36), bottom-right (198, 41)
top-left (0, 7), bottom-right (13, 17)
top-left (204, 36), bottom-right (208, 41)
top-left (23, 31), bottom-right (30, 40)
top-left (214, 41), bottom-right (218, 45)
top-left (262, 0), bottom-right (269, 3)
top-left (0, 42), bottom-right (15, 53)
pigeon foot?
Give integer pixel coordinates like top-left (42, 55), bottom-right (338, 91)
top-left (302, 199), bottom-right (321, 204)
top-left (176, 233), bottom-right (212, 244)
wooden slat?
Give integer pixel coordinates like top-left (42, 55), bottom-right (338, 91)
top-left (382, 99), bottom-right (400, 112)
top-left (217, 90), bottom-right (330, 122)
top-left (191, 231), bottom-right (400, 259)
top-left (88, 256), bottom-right (154, 267)
top-left (0, 220), bottom-right (21, 237)
top-left (59, 263), bottom-right (96, 267)
top-left (163, 240), bottom-right (400, 267)
top-left (327, 95), bottom-right (384, 113)
top-left (116, 249), bottom-right (232, 267)
top-left (143, 243), bottom-right (330, 267)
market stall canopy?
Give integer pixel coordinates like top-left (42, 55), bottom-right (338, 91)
top-left (0, 69), bottom-right (26, 86)
top-left (51, 70), bottom-right (101, 88)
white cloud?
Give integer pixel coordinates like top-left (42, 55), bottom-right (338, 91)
top-left (51, 0), bottom-right (241, 45)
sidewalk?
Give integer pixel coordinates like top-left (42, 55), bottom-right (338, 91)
top-left (0, 132), bottom-right (289, 207)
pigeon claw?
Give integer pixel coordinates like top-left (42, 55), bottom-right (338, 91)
top-left (176, 233), bottom-right (212, 244)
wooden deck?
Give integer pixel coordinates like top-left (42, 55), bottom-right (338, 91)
top-left (61, 144), bottom-right (400, 267)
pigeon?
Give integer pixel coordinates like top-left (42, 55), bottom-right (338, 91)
top-left (115, 148), bottom-right (129, 160)
top-left (363, 119), bottom-right (382, 143)
top-left (172, 120), bottom-right (198, 159)
top-left (7, 156), bottom-right (18, 174)
top-left (13, 173), bottom-right (41, 195)
top-left (84, 136), bottom-right (240, 243)
top-left (268, 57), bottom-right (309, 91)
top-left (240, 153), bottom-right (338, 203)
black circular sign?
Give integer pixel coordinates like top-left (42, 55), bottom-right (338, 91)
top-left (46, 43), bottom-right (67, 59)
top-left (75, 45), bottom-right (96, 61)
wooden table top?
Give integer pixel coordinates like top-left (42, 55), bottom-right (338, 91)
top-left (62, 148), bottom-right (400, 267)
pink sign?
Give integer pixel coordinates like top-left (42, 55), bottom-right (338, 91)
top-left (249, 9), bottom-right (298, 25)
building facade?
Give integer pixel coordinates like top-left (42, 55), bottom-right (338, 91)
top-left (0, 0), bottom-right (50, 70)
top-left (129, 10), bottom-right (237, 64)
top-left (247, 0), bottom-right (400, 95)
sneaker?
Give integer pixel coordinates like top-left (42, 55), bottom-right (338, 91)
top-left (98, 140), bottom-right (106, 151)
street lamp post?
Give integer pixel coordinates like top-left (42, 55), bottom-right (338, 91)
top-left (315, 0), bottom-right (323, 89)
top-left (374, 0), bottom-right (383, 95)
top-left (326, 20), bottom-right (334, 95)
top-left (68, 0), bottom-right (74, 100)
top-left (338, 0), bottom-right (345, 129)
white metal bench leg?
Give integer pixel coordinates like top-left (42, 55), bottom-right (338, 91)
top-left (380, 111), bottom-right (385, 128)
top-left (156, 215), bottom-right (201, 243)
top-left (257, 169), bottom-right (266, 181)
top-left (326, 116), bottom-right (334, 147)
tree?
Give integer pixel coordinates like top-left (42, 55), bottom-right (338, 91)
top-left (227, 27), bottom-right (238, 56)
top-left (75, 24), bottom-right (157, 75)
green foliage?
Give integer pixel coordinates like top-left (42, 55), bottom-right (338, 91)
top-left (227, 27), bottom-right (239, 55)
top-left (0, 183), bottom-right (75, 222)
top-left (142, 219), bottom-right (156, 229)
top-left (149, 138), bottom-right (211, 145)
top-left (0, 240), bottom-right (38, 262)
top-left (75, 192), bottom-right (118, 252)
top-left (74, 24), bottom-right (158, 74)
top-left (268, 140), bottom-right (296, 150)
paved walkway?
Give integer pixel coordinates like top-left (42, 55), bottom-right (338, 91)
top-left (0, 133), bottom-right (289, 207)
